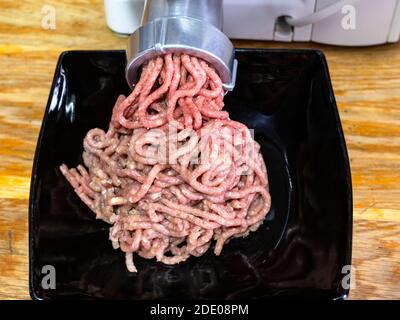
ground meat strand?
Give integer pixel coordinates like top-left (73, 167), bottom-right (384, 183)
top-left (60, 53), bottom-right (271, 272)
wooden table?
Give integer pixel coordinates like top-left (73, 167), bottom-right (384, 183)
top-left (0, 0), bottom-right (399, 300)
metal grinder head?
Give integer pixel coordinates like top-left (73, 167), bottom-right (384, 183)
top-left (125, 0), bottom-right (237, 92)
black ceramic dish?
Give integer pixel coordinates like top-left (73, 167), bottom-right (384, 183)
top-left (29, 49), bottom-right (352, 300)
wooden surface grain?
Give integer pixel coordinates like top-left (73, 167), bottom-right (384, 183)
top-left (0, 0), bottom-right (399, 300)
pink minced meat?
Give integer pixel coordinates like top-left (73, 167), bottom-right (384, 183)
top-left (60, 54), bottom-right (271, 272)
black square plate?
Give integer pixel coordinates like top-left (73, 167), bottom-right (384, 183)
top-left (29, 49), bottom-right (352, 300)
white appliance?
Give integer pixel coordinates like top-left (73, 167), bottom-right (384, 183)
top-left (104, 0), bottom-right (400, 46)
